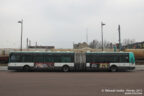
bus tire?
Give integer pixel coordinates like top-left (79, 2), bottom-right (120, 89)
top-left (110, 66), bottom-right (118, 72)
top-left (62, 65), bottom-right (69, 72)
top-left (23, 65), bottom-right (31, 72)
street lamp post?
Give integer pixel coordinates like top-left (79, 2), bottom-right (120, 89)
top-left (101, 22), bottom-right (106, 51)
top-left (118, 25), bottom-right (121, 51)
top-left (18, 19), bottom-right (23, 51)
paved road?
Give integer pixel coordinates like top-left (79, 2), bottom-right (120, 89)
top-left (0, 71), bottom-right (144, 96)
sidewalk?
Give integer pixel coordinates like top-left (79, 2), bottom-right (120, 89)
top-left (0, 66), bottom-right (7, 71)
top-left (135, 65), bottom-right (144, 71)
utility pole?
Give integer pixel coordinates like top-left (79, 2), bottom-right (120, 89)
top-left (118, 25), bottom-right (121, 51)
top-left (29, 40), bottom-right (31, 46)
top-left (101, 22), bottom-right (106, 51)
top-left (26, 38), bottom-right (28, 49)
top-left (18, 19), bottom-right (23, 51)
top-left (35, 42), bottom-right (37, 48)
top-left (86, 28), bottom-right (88, 44)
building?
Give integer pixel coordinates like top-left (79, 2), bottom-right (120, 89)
top-left (122, 41), bottom-right (144, 49)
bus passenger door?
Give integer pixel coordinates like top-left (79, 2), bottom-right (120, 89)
top-left (74, 52), bottom-right (86, 71)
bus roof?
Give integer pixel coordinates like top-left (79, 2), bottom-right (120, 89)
top-left (9, 51), bottom-right (74, 54)
top-left (86, 52), bottom-right (131, 54)
top-left (9, 51), bottom-right (132, 54)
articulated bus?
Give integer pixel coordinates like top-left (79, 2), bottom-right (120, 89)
top-left (8, 51), bottom-right (135, 72)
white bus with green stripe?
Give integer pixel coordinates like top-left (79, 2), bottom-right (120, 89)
top-left (8, 51), bottom-right (135, 72)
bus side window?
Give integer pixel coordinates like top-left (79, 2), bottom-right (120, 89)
top-left (10, 55), bottom-right (16, 62)
top-left (88, 55), bottom-right (93, 62)
top-left (126, 57), bottom-right (129, 62)
top-left (45, 55), bottom-right (54, 62)
top-left (113, 56), bottom-right (119, 63)
top-left (10, 54), bottom-right (21, 62)
top-left (54, 56), bottom-right (61, 62)
top-left (119, 56), bottom-right (128, 63)
top-left (71, 55), bottom-right (74, 62)
top-left (61, 56), bottom-right (71, 62)
top-left (34, 55), bottom-right (44, 62)
top-left (22, 55), bottom-right (33, 62)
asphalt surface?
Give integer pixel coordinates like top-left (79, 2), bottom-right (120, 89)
top-left (0, 71), bottom-right (144, 96)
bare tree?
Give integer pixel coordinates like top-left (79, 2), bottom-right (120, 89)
top-left (89, 40), bottom-right (100, 48)
top-left (89, 40), bottom-right (113, 49)
top-left (122, 39), bottom-right (135, 46)
top-left (103, 41), bottom-right (113, 49)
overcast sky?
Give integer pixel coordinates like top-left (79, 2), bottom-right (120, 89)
top-left (0, 0), bottom-right (144, 48)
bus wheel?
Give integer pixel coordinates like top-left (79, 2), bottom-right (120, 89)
top-left (110, 66), bottom-right (118, 72)
top-left (62, 65), bottom-right (69, 72)
top-left (23, 65), bottom-right (30, 72)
